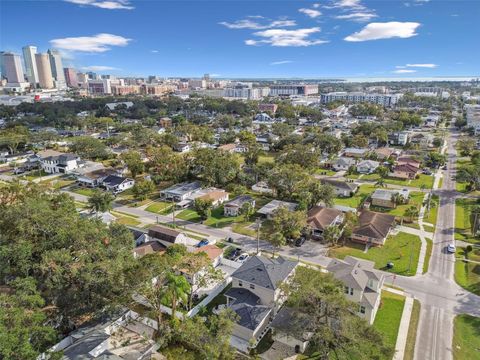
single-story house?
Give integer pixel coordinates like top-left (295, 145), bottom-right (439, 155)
top-left (133, 240), bottom-right (167, 259)
top-left (251, 181), bottom-right (273, 195)
top-left (332, 157), bottom-right (356, 171)
top-left (356, 160), bottom-right (380, 174)
top-left (321, 178), bottom-right (358, 197)
top-left (101, 175), bottom-right (135, 194)
top-left (327, 256), bottom-right (384, 324)
top-left (371, 188), bottom-right (409, 209)
top-left (390, 163), bottom-right (419, 180)
top-left (160, 181), bottom-right (202, 202)
top-left (147, 225), bottom-right (196, 247)
top-left (307, 206), bottom-right (344, 241)
top-left (196, 189), bottom-right (230, 207)
top-left (257, 200), bottom-right (298, 219)
top-left (373, 147), bottom-right (397, 160)
top-left (343, 148), bottom-right (369, 158)
top-left (351, 211), bottom-right (396, 246)
top-left (224, 195), bottom-right (255, 217)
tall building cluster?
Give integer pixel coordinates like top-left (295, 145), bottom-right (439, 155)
top-left (1, 45), bottom-right (68, 91)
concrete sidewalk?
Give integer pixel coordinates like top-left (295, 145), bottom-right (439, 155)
top-left (393, 296), bottom-right (414, 360)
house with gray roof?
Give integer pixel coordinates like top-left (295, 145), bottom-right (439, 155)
top-left (371, 188), bottom-right (410, 209)
top-left (160, 181), bottom-right (202, 203)
top-left (327, 256), bottom-right (384, 324)
top-left (356, 160), bottom-right (380, 174)
top-left (257, 200), bottom-right (298, 219)
top-left (224, 255), bottom-right (298, 350)
top-left (320, 178), bottom-right (358, 197)
top-left (343, 147), bottom-right (369, 158)
top-left (39, 151), bottom-right (81, 174)
top-left (332, 157), bottom-right (356, 171)
top-left (224, 195), bottom-right (255, 217)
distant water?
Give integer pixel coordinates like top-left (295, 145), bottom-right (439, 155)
top-left (229, 76), bottom-right (479, 83)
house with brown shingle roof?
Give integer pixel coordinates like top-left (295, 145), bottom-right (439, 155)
top-left (307, 206), bottom-right (344, 241)
top-left (351, 210), bottom-right (396, 246)
top-left (197, 189), bottom-right (229, 207)
top-left (147, 225), bottom-right (194, 247)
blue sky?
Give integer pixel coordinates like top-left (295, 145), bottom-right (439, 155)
top-left (1, 0), bottom-right (479, 78)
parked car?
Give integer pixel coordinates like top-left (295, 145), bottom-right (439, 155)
top-left (13, 168), bottom-right (25, 175)
top-left (447, 244), bottom-right (456, 253)
top-left (295, 237), bottom-right (307, 247)
top-left (229, 247), bottom-right (242, 260)
top-left (196, 239), bottom-right (210, 248)
top-left (236, 253), bottom-right (249, 263)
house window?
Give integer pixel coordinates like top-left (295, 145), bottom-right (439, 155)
top-left (344, 286), bottom-right (349, 294)
top-left (250, 284), bottom-right (255, 290)
top-left (238, 281), bottom-right (243, 287)
top-left (360, 306), bottom-right (366, 314)
top-left (350, 288), bottom-right (354, 296)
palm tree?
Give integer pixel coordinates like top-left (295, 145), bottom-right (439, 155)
top-left (404, 206), bottom-right (419, 222)
top-left (164, 273), bottom-right (191, 317)
top-left (375, 178), bottom-right (386, 188)
top-left (470, 205), bottom-right (480, 235)
top-left (390, 193), bottom-right (403, 208)
top-left (88, 190), bottom-right (114, 215)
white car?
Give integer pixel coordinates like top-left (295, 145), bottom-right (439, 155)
top-left (447, 244), bottom-right (456, 253)
top-left (236, 253), bottom-right (249, 263)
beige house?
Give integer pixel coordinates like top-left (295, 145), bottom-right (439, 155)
top-left (307, 206), bottom-right (344, 241)
top-left (371, 188), bottom-right (409, 209)
top-left (327, 256), bottom-right (384, 324)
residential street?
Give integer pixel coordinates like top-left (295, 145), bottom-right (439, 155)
top-left (61, 129), bottom-right (480, 360)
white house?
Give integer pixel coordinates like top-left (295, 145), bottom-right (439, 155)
top-left (101, 175), bottom-right (135, 194)
top-left (332, 157), bottom-right (356, 171)
top-left (40, 152), bottom-right (80, 174)
top-left (356, 160), bottom-right (380, 174)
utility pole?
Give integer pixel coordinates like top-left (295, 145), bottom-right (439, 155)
top-left (256, 218), bottom-right (261, 254)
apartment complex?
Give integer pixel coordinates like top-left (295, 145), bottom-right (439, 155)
top-left (269, 84), bottom-right (318, 96)
top-left (320, 92), bottom-right (402, 107)
top-left (465, 104), bottom-right (480, 135)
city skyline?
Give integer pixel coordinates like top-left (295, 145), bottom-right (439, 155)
top-left (1, 0), bottom-right (479, 78)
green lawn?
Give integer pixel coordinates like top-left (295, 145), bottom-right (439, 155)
top-left (176, 208), bottom-right (202, 222)
top-left (362, 173), bottom-right (381, 181)
top-left (423, 238), bottom-right (433, 274)
top-left (409, 174), bottom-right (434, 189)
top-left (455, 247), bottom-right (480, 296)
top-left (404, 299), bottom-right (421, 360)
top-left (333, 184), bottom-right (376, 208)
top-left (39, 178), bottom-right (75, 189)
top-left (231, 222), bottom-right (256, 237)
top-left (423, 195), bottom-right (439, 226)
top-left (315, 168), bottom-right (337, 176)
top-left (370, 191), bottom-right (425, 218)
top-left (19, 170), bottom-right (48, 181)
top-left (177, 206), bottom-right (252, 229)
top-left (346, 173), bottom-right (362, 179)
top-left (383, 177), bottom-right (410, 186)
top-left (453, 314), bottom-right (480, 360)
top-left (71, 187), bottom-right (96, 197)
top-left (258, 154), bottom-right (276, 164)
top-left (455, 198), bottom-right (478, 243)
top-left (145, 201), bottom-right (173, 215)
top-left (330, 232), bottom-right (421, 276)
top-left (115, 216), bottom-right (141, 227)
top-left (373, 290), bottom-right (406, 350)
top-left (424, 224), bottom-right (435, 233)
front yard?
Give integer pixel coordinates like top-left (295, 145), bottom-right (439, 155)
top-left (145, 201), bottom-right (174, 215)
top-left (455, 247), bottom-right (480, 296)
top-left (329, 231), bottom-right (421, 276)
top-left (71, 186), bottom-right (96, 197)
top-left (453, 314), bottom-right (480, 360)
top-left (409, 174), bottom-right (434, 189)
top-left (455, 198), bottom-right (479, 243)
top-left (177, 206), bottom-right (254, 230)
top-left (372, 290), bottom-right (406, 350)
top-left (423, 194), bottom-right (439, 226)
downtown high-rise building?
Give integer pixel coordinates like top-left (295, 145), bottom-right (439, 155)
top-left (63, 67), bottom-right (78, 88)
top-left (35, 53), bottom-right (54, 89)
top-left (22, 45), bottom-right (39, 85)
top-left (48, 49), bottom-right (66, 89)
top-left (2, 52), bottom-right (25, 84)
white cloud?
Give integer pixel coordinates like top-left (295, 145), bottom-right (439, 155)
top-left (393, 69), bottom-right (417, 73)
top-left (65, 0), bottom-right (134, 10)
top-left (326, 0), bottom-right (365, 9)
top-left (219, 18), bottom-right (296, 30)
top-left (50, 33), bottom-right (131, 52)
top-left (313, 3), bottom-right (321, 8)
top-left (246, 27), bottom-right (328, 47)
top-left (406, 63), bottom-right (437, 68)
top-left (151, 50), bottom-right (159, 53)
top-left (299, 8), bottom-right (322, 18)
top-left (270, 60), bottom-right (293, 65)
top-left (81, 65), bottom-right (119, 71)
top-left (344, 22), bottom-right (421, 42)
top-left (335, 12), bottom-right (377, 21)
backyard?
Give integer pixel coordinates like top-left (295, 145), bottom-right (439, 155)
top-left (372, 290), bottom-right (406, 350)
top-left (333, 183), bottom-right (376, 208)
top-left (453, 314), bottom-right (480, 360)
top-left (329, 231), bottom-right (422, 276)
